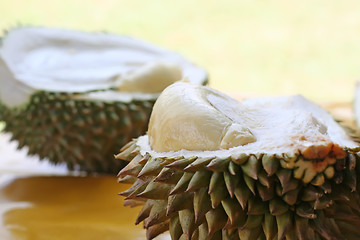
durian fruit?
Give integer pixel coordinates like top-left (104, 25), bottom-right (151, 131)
top-left (0, 27), bottom-right (207, 174)
top-left (117, 81), bottom-right (360, 240)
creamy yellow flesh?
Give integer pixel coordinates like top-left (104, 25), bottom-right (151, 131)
top-left (147, 81), bottom-right (357, 156)
top-left (148, 81), bottom-right (256, 152)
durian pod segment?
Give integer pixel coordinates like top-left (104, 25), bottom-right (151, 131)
top-left (0, 26), bottom-right (208, 174)
top-left (118, 82), bottom-right (360, 239)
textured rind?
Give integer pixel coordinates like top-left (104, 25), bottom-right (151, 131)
top-left (117, 140), bottom-right (360, 240)
top-left (0, 90), bottom-right (155, 174)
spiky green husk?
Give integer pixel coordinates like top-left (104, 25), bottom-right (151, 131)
top-left (0, 91), bottom-right (154, 174)
top-left (117, 141), bottom-right (360, 240)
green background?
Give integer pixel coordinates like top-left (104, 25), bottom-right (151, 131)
top-left (1, 0), bottom-right (360, 102)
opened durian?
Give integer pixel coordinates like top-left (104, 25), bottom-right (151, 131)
top-left (117, 81), bottom-right (360, 240)
top-left (0, 26), bottom-right (207, 173)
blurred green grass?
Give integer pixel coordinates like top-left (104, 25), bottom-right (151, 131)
top-left (1, 0), bottom-right (360, 102)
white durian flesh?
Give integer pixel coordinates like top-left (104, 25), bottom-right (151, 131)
top-left (0, 27), bottom-right (207, 173)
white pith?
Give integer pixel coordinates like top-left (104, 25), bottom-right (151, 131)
top-left (140, 82), bottom-right (357, 158)
top-left (0, 27), bottom-right (207, 107)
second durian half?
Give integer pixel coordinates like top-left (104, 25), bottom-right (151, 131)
top-left (117, 81), bottom-right (360, 240)
top-left (0, 26), bottom-right (207, 173)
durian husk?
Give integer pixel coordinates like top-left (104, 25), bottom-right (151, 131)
top-left (116, 140), bottom-right (360, 240)
top-left (0, 90), bottom-right (154, 174)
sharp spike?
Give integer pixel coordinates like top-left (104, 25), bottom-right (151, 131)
top-left (184, 157), bottom-right (215, 172)
top-left (257, 171), bottom-right (271, 188)
top-left (294, 216), bottom-right (309, 240)
top-left (165, 157), bottom-right (198, 170)
top-left (187, 171), bottom-right (212, 192)
top-left (262, 213), bottom-right (276, 240)
top-left (167, 192), bottom-right (193, 216)
top-left (154, 167), bottom-right (183, 184)
top-left (295, 203), bottom-right (316, 219)
top-left (170, 172), bottom-right (194, 195)
top-left (117, 154), bottom-right (144, 177)
top-left (269, 198), bottom-right (289, 216)
top-left (247, 198), bottom-right (268, 215)
top-left (222, 228), bottom-right (240, 240)
top-left (276, 212), bottom-right (292, 240)
top-left (135, 200), bottom-right (155, 225)
top-left (262, 154), bottom-right (278, 176)
top-left (144, 200), bottom-right (168, 228)
top-left (146, 220), bottom-right (169, 240)
top-left (137, 181), bottom-right (171, 199)
top-left (234, 180), bottom-right (251, 209)
top-left (238, 226), bottom-right (262, 240)
top-left (257, 182), bottom-right (274, 202)
top-left (241, 155), bottom-right (260, 180)
top-left (209, 172), bottom-right (229, 208)
top-left (170, 215), bottom-right (183, 240)
top-left (231, 153), bottom-right (249, 165)
top-left (243, 174), bottom-right (256, 195)
top-left (118, 175), bottom-right (137, 184)
top-left (240, 214), bottom-right (263, 230)
top-left (228, 161), bottom-right (241, 175)
top-left (205, 206), bottom-right (228, 235)
top-left (179, 209), bottom-right (196, 240)
top-left (194, 188), bottom-right (212, 224)
top-left (282, 188), bottom-right (300, 206)
top-left (221, 198), bottom-right (246, 228)
top-left (224, 171), bottom-right (239, 198)
top-left (206, 157), bottom-right (231, 172)
top-left (276, 169), bottom-right (299, 194)
top-left (301, 185), bottom-right (322, 202)
top-left (119, 179), bottom-right (149, 198)
top-left (138, 157), bottom-right (165, 178)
